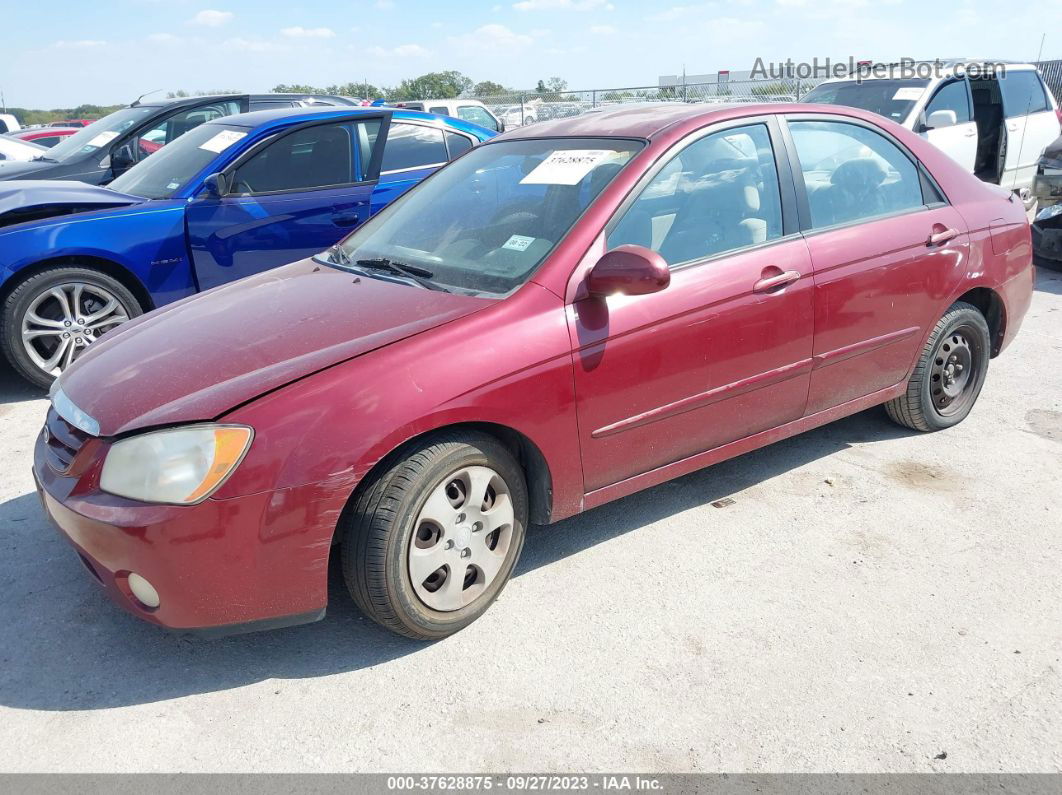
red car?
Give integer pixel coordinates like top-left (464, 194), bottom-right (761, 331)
top-left (33, 102), bottom-right (1033, 639)
top-left (10, 127), bottom-right (80, 148)
top-left (50, 119), bottom-right (94, 128)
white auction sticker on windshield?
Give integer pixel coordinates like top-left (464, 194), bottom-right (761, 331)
top-left (502, 234), bottom-right (536, 251)
top-left (520, 150), bottom-right (616, 185)
top-left (86, 131), bottom-right (119, 148)
top-left (892, 87), bottom-right (924, 101)
top-left (199, 130), bottom-right (247, 154)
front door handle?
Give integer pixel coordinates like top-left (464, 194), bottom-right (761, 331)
top-left (927, 227), bottom-right (959, 246)
top-left (753, 270), bottom-right (801, 293)
top-left (332, 213), bottom-right (361, 228)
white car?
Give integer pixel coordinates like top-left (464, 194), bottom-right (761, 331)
top-left (803, 61), bottom-right (1062, 208)
top-left (393, 99), bottom-right (504, 133)
top-left (0, 134), bottom-right (46, 162)
top-left (0, 114), bottom-right (21, 135)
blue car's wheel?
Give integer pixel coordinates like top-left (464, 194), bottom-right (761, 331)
top-left (1, 265), bottom-right (143, 390)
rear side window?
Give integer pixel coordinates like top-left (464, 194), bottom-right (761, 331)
top-left (445, 131), bottom-right (473, 159)
top-left (925, 80), bottom-right (972, 124)
top-left (789, 120), bottom-right (925, 229)
top-left (233, 122), bottom-right (353, 194)
top-left (429, 106), bottom-right (450, 116)
top-left (999, 71), bottom-right (1050, 117)
top-left (457, 105), bottom-right (499, 131)
top-left (381, 123), bottom-right (448, 172)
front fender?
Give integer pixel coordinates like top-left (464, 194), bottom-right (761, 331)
top-left (0, 202), bottom-right (196, 307)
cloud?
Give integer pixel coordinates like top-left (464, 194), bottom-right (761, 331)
top-left (513, 0), bottom-right (613, 10)
top-left (52, 40), bottom-right (106, 49)
top-left (280, 26), bottom-right (336, 38)
top-left (366, 43), bottom-right (431, 57)
top-left (146, 33), bottom-right (181, 44)
top-left (222, 37), bottom-right (287, 53)
top-left (590, 24), bottom-right (617, 34)
top-left (189, 9), bottom-right (233, 27)
top-left (448, 23), bottom-right (533, 52)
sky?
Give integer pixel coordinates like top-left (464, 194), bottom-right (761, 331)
top-left (1, 0), bottom-right (1060, 109)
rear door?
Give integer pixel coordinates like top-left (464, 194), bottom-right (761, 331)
top-left (570, 118), bottom-right (816, 492)
top-left (185, 114), bottom-right (388, 290)
top-left (370, 121), bottom-right (455, 210)
top-left (782, 114), bottom-right (970, 415)
top-left (999, 69), bottom-right (1061, 191)
top-left (922, 78), bottom-right (978, 173)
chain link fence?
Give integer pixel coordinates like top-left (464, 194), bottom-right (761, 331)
top-left (463, 77), bottom-right (824, 129)
top-left (425, 61), bottom-right (1062, 130)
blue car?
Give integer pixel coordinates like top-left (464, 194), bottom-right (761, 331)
top-left (0, 107), bottom-right (495, 387)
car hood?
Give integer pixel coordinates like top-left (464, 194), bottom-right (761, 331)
top-left (1044, 135), bottom-right (1062, 162)
top-left (0, 159), bottom-right (56, 181)
top-left (59, 258), bottom-right (490, 437)
top-left (0, 180), bottom-right (143, 229)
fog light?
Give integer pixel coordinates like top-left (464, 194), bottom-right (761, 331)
top-left (127, 573), bottom-right (160, 609)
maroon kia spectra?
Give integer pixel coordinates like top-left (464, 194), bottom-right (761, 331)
top-left (33, 102), bottom-right (1033, 639)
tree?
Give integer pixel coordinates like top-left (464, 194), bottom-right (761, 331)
top-left (389, 70), bottom-right (473, 101)
top-left (326, 82), bottom-right (382, 99)
top-left (545, 77), bottom-right (568, 93)
top-left (472, 80), bottom-right (508, 97)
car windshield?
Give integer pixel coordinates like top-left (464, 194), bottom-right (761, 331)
top-left (802, 79), bottom-right (930, 123)
top-left (41, 106), bottom-right (157, 162)
top-left (109, 123), bottom-right (249, 199)
top-left (329, 137), bottom-right (644, 295)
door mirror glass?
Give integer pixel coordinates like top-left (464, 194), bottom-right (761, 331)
top-left (587, 245), bottom-right (670, 297)
top-left (925, 109), bottom-right (958, 130)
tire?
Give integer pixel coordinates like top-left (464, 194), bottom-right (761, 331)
top-left (340, 430), bottom-right (528, 640)
top-left (884, 301), bottom-right (991, 432)
top-left (1, 265), bottom-right (143, 390)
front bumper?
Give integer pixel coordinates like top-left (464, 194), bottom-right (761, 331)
top-left (33, 430), bottom-right (331, 635)
top-left (1032, 203), bottom-right (1062, 263)
top-left (1032, 169), bottom-right (1062, 209)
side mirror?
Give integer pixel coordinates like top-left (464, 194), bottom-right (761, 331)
top-left (110, 143), bottom-right (136, 175)
top-left (201, 172), bottom-right (230, 198)
top-left (497, 119), bottom-right (506, 133)
top-left (587, 244), bottom-right (670, 297)
top-left (925, 109), bottom-right (958, 130)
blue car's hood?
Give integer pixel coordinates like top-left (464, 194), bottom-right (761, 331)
top-left (0, 180), bottom-right (144, 229)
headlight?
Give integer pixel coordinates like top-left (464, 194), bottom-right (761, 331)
top-left (100, 425), bottom-right (253, 505)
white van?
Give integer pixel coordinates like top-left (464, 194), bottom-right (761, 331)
top-left (803, 62), bottom-right (1062, 208)
top-left (0, 114), bottom-right (21, 135)
top-left (392, 99), bottom-right (504, 133)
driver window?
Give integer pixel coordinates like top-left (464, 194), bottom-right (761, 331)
top-left (232, 122), bottom-right (355, 194)
top-left (789, 120), bottom-right (925, 229)
top-left (132, 100), bottom-right (242, 161)
top-left (608, 123), bottom-right (783, 266)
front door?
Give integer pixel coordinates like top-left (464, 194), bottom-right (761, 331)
top-left (923, 79), bottom-right (978, 173)
top-left (783, 116), bottom-right (971, 415)
top-left (998, 69), bottom-right (1060, 193)
top-left (185, 116), bottom-right (386, 291)
top-left (570, 120), bottom-right (815, 493)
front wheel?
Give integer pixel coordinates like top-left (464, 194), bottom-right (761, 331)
top-left (340, 431), bottom-right (528, 639)
top-left (884, 301), bottom-right (991, 432)
top-left (1, 266), bottom-right (142, 389)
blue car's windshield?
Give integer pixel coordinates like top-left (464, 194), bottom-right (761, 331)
top-left (331, 137), bottom-right (643, 296)
top-left (42, 106), bottom-right (156, 163)
top-left (109, 123), bottom-right (248, 199)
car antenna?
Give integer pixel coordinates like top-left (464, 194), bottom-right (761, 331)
top-left (131, 89), bottom-right (163, 107)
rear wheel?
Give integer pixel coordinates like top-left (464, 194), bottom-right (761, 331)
top-left (1, 266), bottom-right (142, 390)
top-left (340, 431), bottom-right (528, 640)
top-left (884, 301), bottom-right (991, 432)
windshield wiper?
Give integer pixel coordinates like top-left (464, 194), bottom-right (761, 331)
top-left (31, 155), bottom-right (58, 163)
top-left (354, 257), bottom-right (449, 292)
top-left (327, 244), bottom-right (353, 266)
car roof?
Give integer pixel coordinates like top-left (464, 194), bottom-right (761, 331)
top-left (491, 102), bottom-right (784, 140)
top-left (209, 105), bottom-right (495, 138)
top-left (816, 60), bottom-right (1041, 85)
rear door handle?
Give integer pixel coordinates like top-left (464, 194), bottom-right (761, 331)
top-left (753, 270), bottom-right (801, 293)
top-left (927, 227), bottom-right (959, 246)
top-left (332, 213), bottom-right (361, 228)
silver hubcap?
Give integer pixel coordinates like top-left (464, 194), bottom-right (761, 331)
top-left (21, 283), bottom-right (130, 377)
top-left (408, 466), bottom-right (515, 612)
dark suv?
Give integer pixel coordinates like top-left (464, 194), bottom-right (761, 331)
top-left (0, 93), bottom-right (359, 185)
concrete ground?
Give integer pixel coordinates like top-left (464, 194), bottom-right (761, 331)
top-left (0, 269), bottom-right (1060, 774)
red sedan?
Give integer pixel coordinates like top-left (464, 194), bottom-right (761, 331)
top-left (33, 102), bottom-right (1033, 639)
top-left (10, 127), bottom-right (80, 148)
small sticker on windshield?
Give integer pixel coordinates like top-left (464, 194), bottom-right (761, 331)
top-left (199, 130), bottom-right (247, 154)
top-left (166, 181), bottom-right (181, 190)
top-left (520, 150), bottom-right (616, 185)
top-left (86, 130), bottom-right (119, 148)
top-left (502, 234), bottom-right (536, 252)
top-left (892, 87), bottom-right (924, 101)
